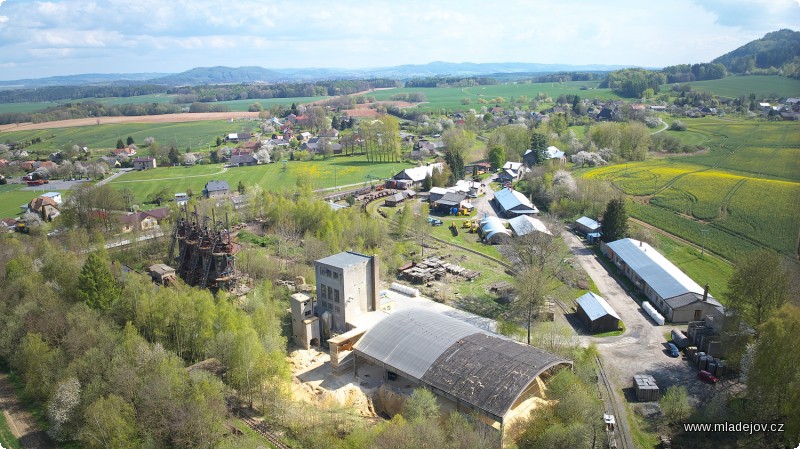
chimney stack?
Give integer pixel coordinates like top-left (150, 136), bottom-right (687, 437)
top-left (702, 284), bottom-right (709, 302)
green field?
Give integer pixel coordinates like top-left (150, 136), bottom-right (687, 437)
top-left (663, 75), bottom-right (800, 99)
top-left (107, 155), bottom-right (412, 205)
top-left (0, 102), bottom-right (62, 114)
top-left (212, 96), bottom-right (328, 112)
top-left (370, 81), bottom-right (623, 112)
top-left (0, 120), bottom-right (260, 155)
top-left (583, 120), bottom-right (800, 260)
top-left (0, 184), bottom-right (65, 220)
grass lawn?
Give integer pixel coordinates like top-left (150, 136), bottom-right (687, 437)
top-left (0, 184), bottom-right (66, 220)
top-left (212, 96), bottom-right (328, 112)
top-left (662, 75), bottom-right (800, 99)
top-left (0, 410), bottom-right (21, 449)
top-left (0, 102), bottom-right (59, 114)
top-left (370, 81), bottom-right (622, 112)
top-left (2, 120), bottom-right (260, 156)
top-left (108, 155), bottom-right (413, 204)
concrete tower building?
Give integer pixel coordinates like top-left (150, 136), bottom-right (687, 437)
top-left (314, 251), bottom-right (379, 333)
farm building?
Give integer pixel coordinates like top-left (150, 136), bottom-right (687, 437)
top-left (393, 163), bottom-right (444, 187)
top-left (352, 308), bottom-right (572, 430)
top-left (384, 192), bottom-right (406, 207)
top-left (133, 157), bottom-right (157, 170)
top-left (493, 188), bottom-right (539, 217)
top-left (602, 238), bottom-right (724, 323)
top-left (428, 187), bottom-right (449, 202)
top-left (575, 216), bottom-right (601, 236)
top-left (315, 252), bottom-right (380, 334)
top-left (432, 192), bottom-right (468, 213)
top-left (39, 192), bottom-right (62, 205)
top-left (480, 216), bottom-right (511, 244)
top-left (508, 215), bottom-right (551, 237)
top-left (147, 264), bottom-right (176, 285)
top-left (204, 180), bottom-right (229, 198)
top-left (453, 179), bottom-right (485, 196)
top-left (575, 292), bottom-right (621, 334)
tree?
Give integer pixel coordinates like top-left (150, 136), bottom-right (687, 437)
top-left (209, 149), bottom-right (220, 164)
top-left (76, 253), bottom-right (119, 311)
top-left (600, 198), bottom-right (628, 243)
top-left (48, 377), bottom-right (82, 441)
top-left (529, 132), bottom-right (548, 165)
top-left (726, 249), bottom-right (790, 330)
top-left (183, 153), bottom-right (197, 165)
top-left (116, 138), bottom-right (125, 149)
top-left (421, 173), bottom-right (432, 191)
top-left (168, 147), bottom-right (180, 165)
top-left (745, 304), bottom-right (800, 443)
top-left (488, 145), bottom-right (506, 170)
top-left (126, 136), bottom-right (134, 146)
top-left (660, 386), bottom-right (691, 423)
top-left (442, 128), bottom-right (473, 182)
top-left (402, 388), bottom-right (439, 422)
top-left (238, 180), bottom-right (246, 195)
top-left (80, 395), bottom-right (140, 449)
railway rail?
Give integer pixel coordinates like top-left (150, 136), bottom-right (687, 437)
top-left (236, 407), bottom-right (293, 449)
top-left (595, 355), bottom-right (633, 449)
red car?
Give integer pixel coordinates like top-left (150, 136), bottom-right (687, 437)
top-left (697, 370), bottom-right (718, 384)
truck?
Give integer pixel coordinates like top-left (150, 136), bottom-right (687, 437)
top-left (26, 179), bottom-right (49, 186)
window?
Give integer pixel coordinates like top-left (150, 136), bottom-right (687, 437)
top-left (327, 286), bottom-right (333, 300)
top-left (334, 289), bottom-right (340, 303)
top-left (304, 310), bottom-right (311, 317)
top-left (335, 306), bottom-right (341, 314)
top-left (333, 272), bottom-right (339, 280)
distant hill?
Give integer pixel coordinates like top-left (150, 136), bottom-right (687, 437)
top-left (150, 62), bottom-right (630, 85)
top-left (0, 73), bottom-right (169, 89)
top-left (150, 66), bottom-right (287, 85)
top-left (0, 62), bottom-right (631, 88)
top-left (713, 29), bottom-right (800, 74)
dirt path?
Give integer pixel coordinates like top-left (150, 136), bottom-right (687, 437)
top-left (0, 373), bottom-right (56, 449)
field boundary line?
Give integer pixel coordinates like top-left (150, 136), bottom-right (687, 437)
top-left (110, 166), bottom-right (228, 183)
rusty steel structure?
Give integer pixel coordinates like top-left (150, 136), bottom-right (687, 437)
top-left (167, 207), bottom-right (240, 291)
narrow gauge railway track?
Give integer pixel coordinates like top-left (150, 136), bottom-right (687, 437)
top-left (237, 408), bottom-right (293, 449)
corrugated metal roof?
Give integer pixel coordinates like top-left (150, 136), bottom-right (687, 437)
top-left (395, 163), bottom-right (444, 182)
top-left (546, 146), bottom-right (565, 159)
top-left (607, 238), bottom-right (709, 300)
top-left (494, 188), bottom-right (537, 214)
top-left (480, 216), bottom-right (511, 242)
top-left (576, 216), bottom-right (601, 230)
top-left (316, 251), bottom-right (370, 269)
top-left (354, 308), bottom-right (572, 420)
top-left (353, 308), bottom-right (480, 379)
top-left (508, 215), bottom-right (551, 237)
top-left (576, 292), bottom-right (620, 321)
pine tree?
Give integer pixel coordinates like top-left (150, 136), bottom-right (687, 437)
top-left (421, 173), bottom-right (432, 191)
top-left (126, 136), bottom-right (134, 146)
top-left (116, 139), bottom-right (125, 149)
top-left (529, 132), bottom-right (548, 165)
top-left (600, 198), bottom-right (629, 243)
top-left (76, 253), bottom-right (118, 311)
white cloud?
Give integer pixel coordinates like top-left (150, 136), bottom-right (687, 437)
top-left (0, 0), bottom-right (796, 79)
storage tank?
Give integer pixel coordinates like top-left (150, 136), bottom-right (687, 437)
top-left (321, 311), bottom-right (332, 339)
top-left (671, 329), bottom-right (689, 349)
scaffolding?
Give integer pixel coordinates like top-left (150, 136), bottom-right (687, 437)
top-left (168, 206), bottom-right (240, 291)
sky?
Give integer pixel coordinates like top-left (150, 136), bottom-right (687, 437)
top-left (0, 0), bottom-right (798, 80)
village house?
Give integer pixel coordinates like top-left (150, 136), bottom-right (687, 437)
top-left (204, 180), bottom-right (229, 198)
top-left (230, 149), bottom-right (257, 166)
top-left (133, 157), bottom-right (157, 170)
top-left (117, 207), bottom-right (170, 233)
top-left (393, 162), bottom-right (444, 188)
top-left (493, 187), bottom-right (539, 217)
top-left (26, 196), bottom-right (60, 221)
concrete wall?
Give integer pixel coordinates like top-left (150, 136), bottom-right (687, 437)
top-left (315, 255), bottom-right (378, 333)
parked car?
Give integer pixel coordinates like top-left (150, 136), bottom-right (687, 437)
top-left (697, 370), bottom-right (718, 384)
top-left (467, 192), bottom-right (478, 199)
top-left (427, 217), bottom-right (443, 226)
top-left (667, 342), bottom-right (680, 357)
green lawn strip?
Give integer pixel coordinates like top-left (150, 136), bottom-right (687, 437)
top-left (1, 120), bottom-right (258, 156)
top-left (108, 156), bottom-right (413, 205)
top-left (662, 75), bottom-right (800, 99)
top-left (0, 411), bottom-right (22, 449)
top-left (624, 400), bottom-right (661, 449)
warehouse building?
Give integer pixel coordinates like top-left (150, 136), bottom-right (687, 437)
top-left (601, 238), bottom-right (724, 323)
top-left (493, 188), bottom-right (539, 217)
top-left (352, 308), bottom-right (572, 430)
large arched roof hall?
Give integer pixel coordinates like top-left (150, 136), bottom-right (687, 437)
top-left (352, 308), bottom-right (572, 422)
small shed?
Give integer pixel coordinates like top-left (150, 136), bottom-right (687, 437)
top-left (384, 192), bottom-right (406, 207)
top-left (633, 374), bottom-right (660, 401)
top-left (575, 292), bottom-right (620, 334)
top-left (148, 264), bottom-right (176, 285)
top-left (575, 216), bottom-right (601, 236)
